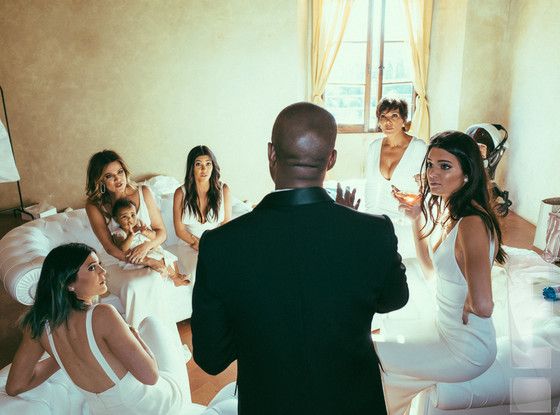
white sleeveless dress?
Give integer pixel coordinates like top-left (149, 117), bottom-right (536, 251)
top-left (45, 305), bottom-right (193, 415)
top-left (103, 185), bottom-right (176, 327)
top-left (111, 228), bottom-right (178, 271)
top-left (176, 184), bottom-right (224, 277)
top-left (375, 218), bottom-right (497, 415)
top-left (364, 137), bottom-right (426, 258)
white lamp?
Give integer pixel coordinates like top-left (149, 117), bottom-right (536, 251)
top-left (0, 116), bottom-right (20, 183)
top-left (0, 85), bottom-right (30, 218)
top-left (533, 197), bottom-right (560, 250)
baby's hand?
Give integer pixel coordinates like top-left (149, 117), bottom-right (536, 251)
top-left (124, 222), bottom-right (135, 235)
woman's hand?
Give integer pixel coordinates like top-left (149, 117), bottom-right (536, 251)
top-left (397, 201), bottom-right (422, 222)
top-left (462, 302), bottom-right (473, 324)
top-left (126, 241), bottom-right (152, 264)
top-left (190, 236), bottom-right (200, 251)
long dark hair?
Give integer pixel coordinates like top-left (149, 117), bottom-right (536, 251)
top-left (86, 150), bottom-right (136, 219)
top-left (419, 131), bottom-right (506, 264)
top-left (182, 145), bottom-right (222, 222)
top-left (20, 243), bottom-right (94, 339)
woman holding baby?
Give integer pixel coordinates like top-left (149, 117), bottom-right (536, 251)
top-left (85, 150), bottom-right (182, 327)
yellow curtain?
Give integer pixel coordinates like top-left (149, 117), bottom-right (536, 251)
top-left (311, 0), bottom-right (354, 105)
top-left (402, 0), bottom-right (433, 142)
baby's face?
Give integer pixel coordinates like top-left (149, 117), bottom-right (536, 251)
top-left (116, 206), bottom-right (138, 229)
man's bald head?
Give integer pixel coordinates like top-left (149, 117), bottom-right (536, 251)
top-left (269, 103), bottom-right (337, 187)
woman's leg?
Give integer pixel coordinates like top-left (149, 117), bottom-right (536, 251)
top-left (138, 316), bottom-right (192, 403)
top-left (106, 265), bottom-right (171, 327)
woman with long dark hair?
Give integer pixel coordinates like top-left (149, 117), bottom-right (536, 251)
top-left (173, 145), bottom-right (231, 275)
top-left (376, 131), bottom-right (506, 415)
top-left (6, 243), bottom-right (193, 414)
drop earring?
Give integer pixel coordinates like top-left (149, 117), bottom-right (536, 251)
top-left (100, 182), bottom-right (106, 194)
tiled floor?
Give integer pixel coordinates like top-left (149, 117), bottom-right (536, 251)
top-left (0, 209), bottom-right (539, 406)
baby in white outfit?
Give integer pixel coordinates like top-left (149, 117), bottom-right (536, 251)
top-left (111, 198), bottom-right (190, 286)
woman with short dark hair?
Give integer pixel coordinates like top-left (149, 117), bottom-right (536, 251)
top-left (364, 96), bottom-right (427, 257)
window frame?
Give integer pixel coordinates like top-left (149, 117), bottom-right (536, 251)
top-left (326, 0), bottom-right (415, 134)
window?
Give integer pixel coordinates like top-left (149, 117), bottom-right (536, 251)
top-left (324, 0), bottom-right (414, 133)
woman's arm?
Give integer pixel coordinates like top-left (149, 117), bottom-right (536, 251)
top-left (96, 304), bottom-right (159, 385)
top-left (398, 201), bottom-right (434, 279)
top-left (127, 187), bottom-right (167, 264)
top-left (86, 202), bottom-right (128, 262)
top-left (6, 328), bottom-right (60, 396)
top-left (457, 216), bottom-right (494, 323)
top-left (221, 183), bottom-right (232, 224)
top-left (173, 187), bottom-right (199, 248)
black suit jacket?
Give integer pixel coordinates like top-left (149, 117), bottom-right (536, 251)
top-left (192, 187), bottom-right (408, 415)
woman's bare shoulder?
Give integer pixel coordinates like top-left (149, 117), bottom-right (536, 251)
top-left (458, 215), bottom-right (489, 242)
top-left (92, 304), bottom-right (125, 333)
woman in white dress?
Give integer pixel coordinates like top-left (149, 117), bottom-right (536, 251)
top-left (365, 97), bottom-right (427, 257)
top-left (376, 131), bottom-right (507, 415)
top-left (85, 150), bottom-right (173, 327)
top-left (173, 145), bottom-right (232, 276)
top-left (6, 243), bottom-right (195, 414)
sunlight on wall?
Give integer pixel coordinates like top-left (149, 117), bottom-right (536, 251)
top-left (504, 0), bottom-right (560, 222)
top-left (428, 0), bottom-right (559, 223)
top-left (0, 0), bottom-right (307, 210)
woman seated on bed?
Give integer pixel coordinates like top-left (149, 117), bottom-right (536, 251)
top-left (364, 96), bottom-right (427, 257)
top-left (173, 145), bottom-right (232, 276)
top-left (85, 150), bottom-right (173, 326)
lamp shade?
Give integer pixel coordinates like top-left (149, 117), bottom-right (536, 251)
top-left (0, 119), bottom-right (20, 183)
top-left (533, 197), bottom-right (560, 250)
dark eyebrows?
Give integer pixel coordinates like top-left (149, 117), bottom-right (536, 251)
top-left (86, 261), bottom-right (97, 267)
top-left (426, 157), bottom-right (453, 163)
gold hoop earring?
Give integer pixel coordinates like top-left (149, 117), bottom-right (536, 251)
top-left (100, 182), bottom-right (106, 194)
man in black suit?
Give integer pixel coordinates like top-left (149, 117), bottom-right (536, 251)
top-left (192, 102), bottom-right (408, 415)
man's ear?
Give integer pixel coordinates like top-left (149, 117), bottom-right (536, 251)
top-left (268, 142), bottom-right (277, 182)
top-left (326, 149), bottom-right (337, 171)
top-left (268, 142), bottom-right (276, 164)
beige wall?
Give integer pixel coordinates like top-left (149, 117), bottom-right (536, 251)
top-left (0, 0), bottom-right (307, 211)
top-left (504, 0), bottom-right (560, 222)
top-left (428, 0), bottom-right (560, 224)
top-left (2, 1), bottom-right (558, 224)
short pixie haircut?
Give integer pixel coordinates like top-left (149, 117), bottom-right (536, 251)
top-left (375, 96), bottom-right (408, 120)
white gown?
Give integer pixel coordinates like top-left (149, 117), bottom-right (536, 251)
top-left (375, 219), bottom-right (497, 415)
top-left (364, 136), bottom-right (426, 258)
top-left (103, 185), bottom-right (177, 327)
top-left (45, 305), bottom-right (195, 415)
top-left (175, 184), bottom-right (224, 277)
top-left (111, 228), bottom-right (178, 271)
